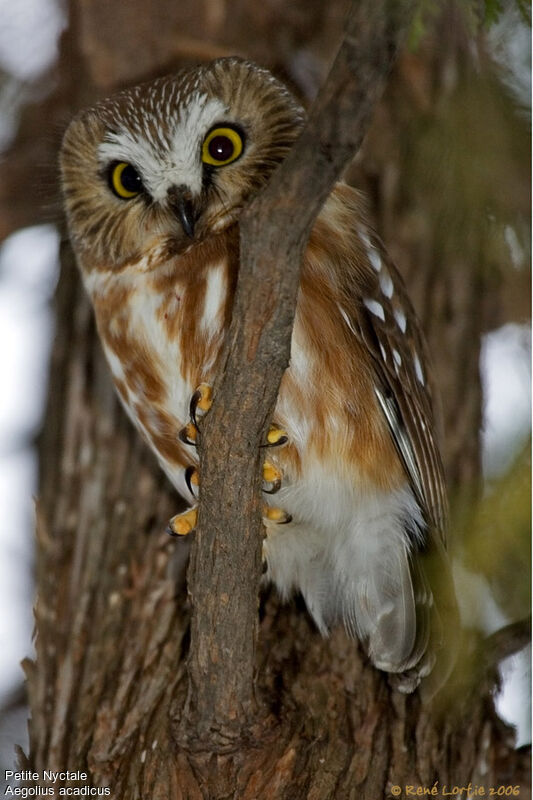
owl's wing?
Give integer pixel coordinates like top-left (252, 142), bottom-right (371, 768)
top-left (346, 225), bottom-right (460, 690)
top-left (342, 227), bottom-right (459, 690)
top-left (352, 243), bottom-right (448, 536)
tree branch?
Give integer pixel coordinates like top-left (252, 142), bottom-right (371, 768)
top-left (179, 0), bottom-right (416, 750)
top-left (484, 617), bottom-right (531, 669)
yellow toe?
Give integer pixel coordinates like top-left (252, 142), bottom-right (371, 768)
top-left (196, 383), bottom-right (213, 412)
top-left (266, 425), bottom-right (288, 447)
top-left (263, 461), bottom-right (282, 483)
top-left (168, 508), bottom-right (198, 536)
top-left (178, 422), bottom-right (198, 445)
top-left (263, 506), bottom-right (292, 524)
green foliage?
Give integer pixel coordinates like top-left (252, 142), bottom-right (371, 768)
top-left (463, 444), bottom-right (531, 619)
top-left (487, 0), bottom-right (532, 26)
top-left (484, 0), bottom-right (505, 26)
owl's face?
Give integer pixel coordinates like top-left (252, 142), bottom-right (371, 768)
top-left (60, 58), bottom-right (304, 271)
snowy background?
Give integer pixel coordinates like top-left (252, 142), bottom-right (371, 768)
top-left (0, 0), bottom-right (530, 770)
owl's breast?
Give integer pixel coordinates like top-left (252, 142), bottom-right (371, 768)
top-left (87, 237), bottom-right (237, 498)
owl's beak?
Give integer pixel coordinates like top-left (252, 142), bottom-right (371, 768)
top-left (167, 185), bottom-right (196, 238)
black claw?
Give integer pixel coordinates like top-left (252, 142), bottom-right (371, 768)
top-left (166, 524), bottom-right (195, 540)
top-left (178, 425), bottom-right (198, 447)
top-left (262, 560), bottom-right (268, 575)
top-left (189, 389), bottom-right (203, 429)
top-left (279, 514), bottom-right (292, 525)
top-left (185, 465), bottom-right (197, 495)
top-left (263, 479), bottom-right (282, 495)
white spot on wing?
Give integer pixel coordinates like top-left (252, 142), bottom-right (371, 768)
top-left (363, 298), bottom-right (385, 321)
top-left (413, 353), bottom-right (425, 385)
top-left (393, 350), bottom-right (402, 377)
top-left (394, 307), bottom-right (407, 333)
top-left (368, 249), bottom-right (382, 273)
top-left (379, 269), bottom-right (394, 298)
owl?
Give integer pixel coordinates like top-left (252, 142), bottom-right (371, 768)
top-left (60, 57), bottom-right (457, 692)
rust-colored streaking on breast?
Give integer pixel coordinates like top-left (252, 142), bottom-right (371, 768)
top-left (90, 228), bottom-right (240, 470)
top-left (153, 227), bottom-right (239, 387)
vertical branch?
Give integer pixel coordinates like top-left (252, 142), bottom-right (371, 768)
top-left (180, 0), bottom-right (417, 749)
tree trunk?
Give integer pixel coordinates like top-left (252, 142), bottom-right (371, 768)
top-left (8, 0), bottom-right (529, 797)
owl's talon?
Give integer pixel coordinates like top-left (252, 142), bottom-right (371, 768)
top-left (262, 461), bottom-right (282, 494)
top-left (167, 507), bottom-right (198, 537)
top-left (263, 481), bottom-right (282, 495)
top-left (263, 505), bottom-right (292, 525)
top-left (185, 465), bottom-right (199, 496)
top-left (178, 422), bottom-right (198, 446)
top-left (190, 383), bottom-right (213, 428)
top-left (262, 425), bottom-right (289, 448)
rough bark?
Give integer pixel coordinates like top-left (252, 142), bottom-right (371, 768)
top-left (3, 0), bottom-right (528, 797)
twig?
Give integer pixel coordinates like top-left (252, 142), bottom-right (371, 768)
top-left (180, 0), bottom-right (417, 751)
top-left (484, 616), bottom-right (531, 669)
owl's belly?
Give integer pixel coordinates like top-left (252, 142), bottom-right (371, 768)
top-left (263, 336), bottom-right (420, 664)
top-left (263, 454), bottom-right (421, 668)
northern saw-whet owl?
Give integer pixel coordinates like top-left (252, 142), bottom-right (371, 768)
top-left (60, 57), bottom-right (457, 693)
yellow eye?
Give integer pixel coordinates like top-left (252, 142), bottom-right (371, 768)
top-left (202, 127), bottom-right (244, 167)
top-left (109, 161), bottom-right (143, 199)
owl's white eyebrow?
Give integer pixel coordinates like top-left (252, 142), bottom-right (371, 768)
top-left (97, 94), bottom-right (229, 200)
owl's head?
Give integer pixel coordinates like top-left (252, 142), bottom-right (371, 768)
top-left (60, 58), bottom-right (304, 271)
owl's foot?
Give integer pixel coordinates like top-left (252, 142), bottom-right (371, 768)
top-left (182, 461), bottom-right (282, 496)
top-left (178, 389), bottom-right (290, 521)
top-left (167, 507), bottom-right (198, 537)
top-left (168, 503), bottom-right (292, 533)
top-left (166, 501), bottom-right (289, 542)
top-left (178, 383), bottom-right (213, 446)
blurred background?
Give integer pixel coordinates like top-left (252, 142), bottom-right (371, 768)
top-left (0, 0), bottom-right (530, 777)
